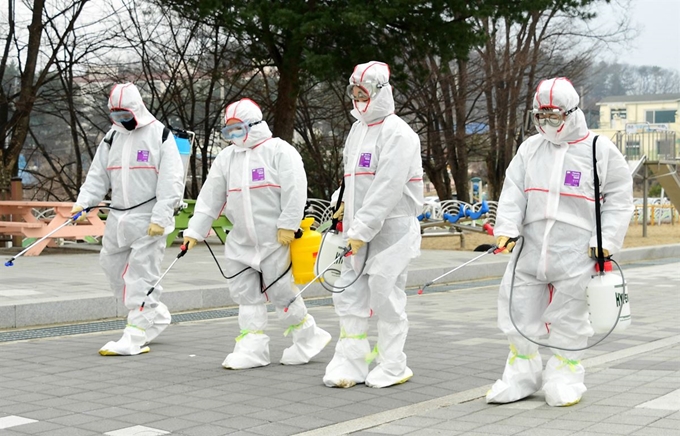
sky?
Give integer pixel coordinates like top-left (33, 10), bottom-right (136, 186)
top-left (598, 0), bottom-right (680, 72)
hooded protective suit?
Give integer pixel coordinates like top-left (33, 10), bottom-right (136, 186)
top-left (486, 78), bottom-right (633, 406)
top-left (76, 83), bottom-right (185, 355)
top-left (323, 61), bottom-right (424, 388)
top-left (184, 98), bottom-right (331, 369)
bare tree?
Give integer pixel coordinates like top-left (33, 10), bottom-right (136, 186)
top-left (479, 1), bottom-right (632, 199)
top-left (111, 0), bottom-right (259, 197)
top-left (0, 0), bottom-right (90, 196)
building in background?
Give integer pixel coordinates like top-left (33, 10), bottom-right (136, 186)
top-left (594, 94), bottom-right (679, 160)
top-left (593, 94), bottom-right (680, 220)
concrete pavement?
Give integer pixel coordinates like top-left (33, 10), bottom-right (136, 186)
top-left (0, 241), bottom-right (679, 435)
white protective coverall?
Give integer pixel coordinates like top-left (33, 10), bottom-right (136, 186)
top-left (486, 78), bottom-right (633, 406)
top-left (323, 61), bottom-right (424, 388)
top-left (184, 98), bottom-right (331, 369)
top-left (76, 83), bottom-right (184, 355)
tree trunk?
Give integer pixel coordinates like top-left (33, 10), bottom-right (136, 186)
top-left (272, 57), bottom-right (301, 142)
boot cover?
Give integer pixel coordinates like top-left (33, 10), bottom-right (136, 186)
top-left (323, 316), bottom-right (370, 388)
top-left (365, 360), bottom-right (413, 388)
top-left (365, 319), bottom-right (412, 388)
top-left (280, 315), bottom-right (332, 365)
top-left (222, 330), bottom-right (271, 369)
top-left (99, 325), bottom-right (150, 356)
top-left (486, 343), bottom-right (543, 403)
top-left (143, 302), bottom-right (172, 345)
top-left (542, 354), bottom-right (586, 407)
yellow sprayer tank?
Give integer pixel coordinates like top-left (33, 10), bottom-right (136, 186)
top-left (290, 217), bottom-right (322, 284)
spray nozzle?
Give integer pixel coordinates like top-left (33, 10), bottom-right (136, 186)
top-left (5, 260), bottom-right (14, 267)
top-left (418, 280), bottom-right (433, 295)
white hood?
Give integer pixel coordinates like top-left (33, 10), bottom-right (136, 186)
top-left (533, 78), bottom-right (589, 144)
top-left (108, 83), bottom-right (156, 130)
top-left (224, 98), bottom-right (273, 149)
top-left (349, 61), bottom-right (395, 125)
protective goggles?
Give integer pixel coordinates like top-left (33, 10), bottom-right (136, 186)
top-left (220, 120), bottom-right (263, 140)
top-left (346, 81), bottom-right (388, 101)
top-left (531, 107), bottom-right (578, 128)
top-left (109, 110), bottom-right (134, 123)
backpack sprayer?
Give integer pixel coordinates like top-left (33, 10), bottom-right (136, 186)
top-left (4, 206), bottom-right (94, 267)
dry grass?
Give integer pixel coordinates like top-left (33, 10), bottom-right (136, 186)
top-left (421, 223), bottom-right (680, 251)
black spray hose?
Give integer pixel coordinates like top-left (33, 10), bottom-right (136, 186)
top-left (203, 237), bottom-right (297, 292)
top-left (203, 240), bottom-right (250, 280)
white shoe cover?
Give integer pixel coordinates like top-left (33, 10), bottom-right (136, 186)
top-left (366, 365), bottom-right (413, 388)
top-left (222, 332), bottom-right (271, 370)
top-left (486, 342), bottom-right (543, 404)
top-left (99, 326), bottom-right (150, 356)
top-left (280, 315), bottom-right (332, 365)
top-left (542, 355), bottom-right (586, 407)
top-left (144, 302), bottom-right (171, 345)
top-left (364, 319), bottom-right (412, 388)
top-left (323, 316), bottom-right (370, 388)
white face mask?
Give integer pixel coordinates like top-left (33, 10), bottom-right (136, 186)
top-left (538, 124), bottom-right (565, 144)
top-left (353, 100), bottom-right (370, 113)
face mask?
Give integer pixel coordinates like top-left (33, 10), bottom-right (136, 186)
top-left (353, 100), bottom-right (370, 113)
top-left (538, 124), bottom-right (563, 143)
top-left (121, 118), bottom-right (137, 131)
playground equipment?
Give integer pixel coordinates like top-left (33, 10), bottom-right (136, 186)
top-left (418, 198), bottom-right (497, 243)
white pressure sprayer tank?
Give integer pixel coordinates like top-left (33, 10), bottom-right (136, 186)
top-left (586, 260), bottom-right (630, 334)
top-left (314, 222), bottom-right (346, 286)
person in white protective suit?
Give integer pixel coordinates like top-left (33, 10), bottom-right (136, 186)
top-left (486, 77), bottom-right (633, 406)
top-left (323, 61), bottom-right (424, 389)
top-left (72, 82), bottom-right (185, 356)
top-left (182, 98), bottom-right (331, 369)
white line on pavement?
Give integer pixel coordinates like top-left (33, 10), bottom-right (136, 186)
top-left (0, 415), bottom-right (37, 429)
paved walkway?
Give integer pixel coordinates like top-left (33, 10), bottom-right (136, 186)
top-left (0, 242), bottom-right (679, 435)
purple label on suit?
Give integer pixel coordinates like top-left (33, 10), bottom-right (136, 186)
top-left (136, 150), bottom-right (149, 162)
top-left (359, 153), bottom-right (372, 168)
top-left (252, 168), bottom-right (265, 181)
top-left (564, 170), bottom-right (581, 187)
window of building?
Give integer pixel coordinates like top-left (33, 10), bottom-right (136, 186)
top-left (645, 110), bottom-right (677, 124)
top-left (610, 109), bottom-right (627, 121)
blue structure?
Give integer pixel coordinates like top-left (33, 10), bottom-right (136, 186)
top-left (17, 154), bottom-right (36, 185)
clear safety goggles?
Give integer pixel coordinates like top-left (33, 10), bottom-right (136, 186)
top-left (220, 120), bottom-right (263, 140)
top-left (531, 106), bottom-right (578, 128)
top-left (109, 110), bottom-right (134, 123)
top-left (346, 81), bottom-right (388, 101)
